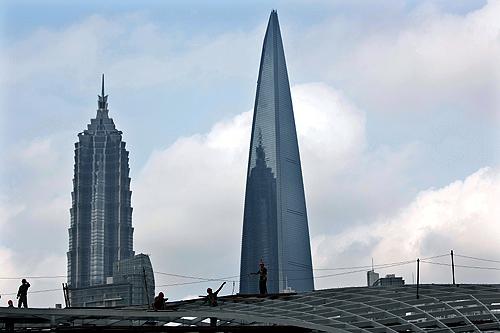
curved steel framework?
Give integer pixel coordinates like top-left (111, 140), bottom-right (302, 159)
top-left (1, 284), bottom-right (499, 332)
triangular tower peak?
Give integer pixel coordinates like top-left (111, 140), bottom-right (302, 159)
top-left (268, 10), bottom-right (278, 26)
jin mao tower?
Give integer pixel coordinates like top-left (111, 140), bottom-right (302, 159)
top-left (67, 75), bottom-right (134, 289)
top-left (239, 11), bottom-right (314, 294)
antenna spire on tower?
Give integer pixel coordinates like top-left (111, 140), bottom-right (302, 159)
top-left (101, 73), bottom-right (105, 97)
top-left (98, 73), bottom-right (108, 111)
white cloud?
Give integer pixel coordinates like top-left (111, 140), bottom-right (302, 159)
top-left (294, 83), bottom-right (366, 172)
top-left (0, 13), bottom-right (260, 92)
top-left (0, 247), bottom-right (17, 303)
top-left (12, 137), bottom-right (59, 171)
top-left (313, 166), bottom-right (500, 288)
top-left (133, 110), bottom-right (251, 293)
top-left (0, 250), bottom-right (66, 307)
top-left (0, 135), bottom-right (71, 307)
top-left (0, 197), bottom-right (25, 230)
top-left (1, 136), bottom-right (72, 230)
top-left (352, 1), bottom-right (500, 114)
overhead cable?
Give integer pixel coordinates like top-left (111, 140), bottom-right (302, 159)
top-left (454, 253), bottom-right (500, 264)
top-left (421, 260), bottom-right (500, 271)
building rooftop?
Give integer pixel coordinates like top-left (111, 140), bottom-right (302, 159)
top-left (2, 284), bottom-right (499, 332)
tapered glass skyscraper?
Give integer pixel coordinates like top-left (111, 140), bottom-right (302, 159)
top-left (240, 11), bottom-right (314, 294)
top-left (67, 76), bottom-right (134, 288)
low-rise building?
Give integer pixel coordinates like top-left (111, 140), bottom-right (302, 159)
top-left (69, 254), bottom-right (154, 307)
top-left (373, 274), bottom-right (405, 287)
top-left (367, 270), bottom-right (380, 287)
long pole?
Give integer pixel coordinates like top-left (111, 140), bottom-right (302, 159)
top-left (62, 283), bottom-right (70, 308)
top-left (143, 267), bottom-right (150, 309)
top-left (416, 258), bottom-right (420, 299)
top-left (451, 250), bottom-right (456, 286)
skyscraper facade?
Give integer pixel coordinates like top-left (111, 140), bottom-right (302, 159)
top-left (239, 11), bottom-right (314, 294)
top-left (67, 76), bottom-right (134, 289)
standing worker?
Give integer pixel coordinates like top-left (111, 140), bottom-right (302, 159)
top-left (17, 279), bottom-right (30, 308)
top-left (251, 261), bottom-right (267, 295)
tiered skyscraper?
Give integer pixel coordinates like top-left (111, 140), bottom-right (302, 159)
top-left (239, 11), bottom-right (314, 294)
top-left (67, 75), bottom-right (134, 289)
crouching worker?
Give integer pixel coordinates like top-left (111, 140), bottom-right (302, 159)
top-left (152, 292), bottom-right (167, 310)
top-left (5, 300), bottom-right (15, 331)
top-left (204, 282), bottom-right (226, 327)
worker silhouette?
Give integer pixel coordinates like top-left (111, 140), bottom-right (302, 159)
top-left (205, 282), bottom-right (226, 307)
top-left (204, 282), bottom-right (226, 327)
top-left (6, 300), bottom-right (15, 331)
top-left (251, 261), bottom-right (267, 295)
top-left (152, 292), bottom-right (167, 310)
top-left (17, 279), bottom-right (30, 308)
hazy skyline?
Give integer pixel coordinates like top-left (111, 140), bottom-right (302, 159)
top-left (1, 0), bottom-right (499, 307)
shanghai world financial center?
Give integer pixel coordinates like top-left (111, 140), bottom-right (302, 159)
top-left (239, 11), bottom-right (314, 294)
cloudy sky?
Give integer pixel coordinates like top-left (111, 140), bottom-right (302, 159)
top-left (1, 0), bottom-right (499, 307)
